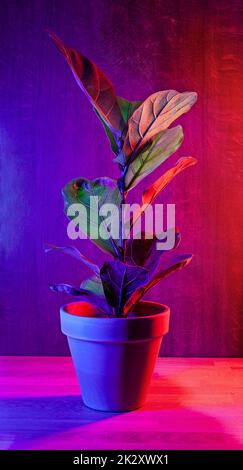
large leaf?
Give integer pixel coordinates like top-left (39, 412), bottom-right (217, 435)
top-left (124, 254), bottom-right (193, 315)
top-left (48, 31), bottom-right (125, 135)
top-left (45, 243), bottom-right (100, 276)
top-left (142, 156), bottom-right (197, 205)
top-left (100, 260), bottom-right (149, 315)
top-left (130, 156), bottom-right (197, 231)
top-left (62, 177), bottom-right (121, 257)
top-left (125, 126), bottom-right (183, 190)
top-left (49, 283), bottom-right (112, 315)
top-left (125, 229), bottom-right (181, 272)
top-left (123, 90), bottom-right (197, 158)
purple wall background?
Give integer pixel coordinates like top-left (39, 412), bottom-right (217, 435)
top-left (1, 0), bottom-right (243, 356)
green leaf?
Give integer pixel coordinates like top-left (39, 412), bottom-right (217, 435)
top-left (125, 125), bottom-right (183, 190)
top-left (45, 243), bottom-right (100, 276)
top-left (62, 177), bottom-right (121, 257)
top-left (114, 98), bottom-right (143, 164)
top-left (117, 97), bottom-right (142, 123)
top-left (80, 275), bottom-right (105, 298)
top-left (123, 89), bottom-right (197, 158)
top-left (94, 108), bottom-right (119, 154)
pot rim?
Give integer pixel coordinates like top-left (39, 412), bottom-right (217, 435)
top-left (60, 299), bottom-right (170, 321)
top-left (60, 300), bottom-right (170, 342)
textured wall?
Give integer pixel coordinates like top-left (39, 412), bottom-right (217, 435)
top-left (1, 0), bottom-right (243, 356)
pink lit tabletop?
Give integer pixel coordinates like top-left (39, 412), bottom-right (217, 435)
top-left (0, 357), bottom-right (243, 450)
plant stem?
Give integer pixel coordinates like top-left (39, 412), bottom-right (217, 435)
top-left (119, 181), bottom-right (125, 258)
top-left (118, 167), bottom-right (127, 262)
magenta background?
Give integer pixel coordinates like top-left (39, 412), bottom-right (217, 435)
top-left (1, 0), bottom-right (243, 356)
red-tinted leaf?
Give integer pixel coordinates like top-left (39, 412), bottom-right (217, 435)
top-left (130, 157), bottom-right (197, 231)
top-left (123, 90), bottom-right (197, 158)
top-left (48, 31), bottom-right (125, 134)
top-left (124, 254), bottom-right (192, 315)
top-left (142, 156), bottom-right (197, 206)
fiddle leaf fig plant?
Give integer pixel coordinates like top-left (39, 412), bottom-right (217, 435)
top-left (47, 32), bottom-right (197, 317)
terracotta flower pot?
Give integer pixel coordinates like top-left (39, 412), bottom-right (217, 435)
top-left (60, 300), bottom-right (170, 412)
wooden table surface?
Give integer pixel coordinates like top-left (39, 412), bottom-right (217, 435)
top-left (0, 357), bottom-right (242, 450)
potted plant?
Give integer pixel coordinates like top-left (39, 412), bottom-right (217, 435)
top-left (46, 32), bottom-right (197, 412)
